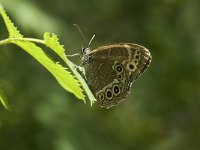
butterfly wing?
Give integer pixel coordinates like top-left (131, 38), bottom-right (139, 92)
top-left (83, 43), bottom-right (151, 108)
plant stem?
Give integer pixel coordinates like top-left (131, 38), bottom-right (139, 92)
top-left (0, 38), bottom-right (10, 45)
top-left (0, 37), bottom-right (45, 45)
top-left (11, 37), bottom-right (45, 44)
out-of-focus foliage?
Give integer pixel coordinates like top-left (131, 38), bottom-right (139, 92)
top-left (0, 86), bottom-right (9, 110)
top-left (0, 0), bottom-right (200, 150)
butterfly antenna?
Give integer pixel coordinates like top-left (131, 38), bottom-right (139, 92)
top-left (88, 34), bottom-right (95, 47)
top-left (74, 24), bottom-right (88, 46)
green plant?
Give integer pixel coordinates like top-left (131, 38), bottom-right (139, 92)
top-left (0, 5), bottom-right (96, 110)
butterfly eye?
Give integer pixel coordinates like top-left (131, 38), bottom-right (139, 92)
top-left (112, 84), bottom-right (120, 96)
top-left (82, 47), bottom-right (90, 55)
top-left (81, 47), bottom-right (86, 53)
top-left (105, 89), bottom-right (113, 100)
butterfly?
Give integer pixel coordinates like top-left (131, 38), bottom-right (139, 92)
top-left (81, 43), bottom-right (151, 108)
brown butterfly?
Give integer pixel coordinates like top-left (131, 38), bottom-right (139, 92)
top-left (82, 43), bottom-right (151, 108)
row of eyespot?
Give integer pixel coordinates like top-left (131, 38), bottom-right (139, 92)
top-left (98, 82), bottom-right (123, 101)
top-left (97, 49), bottom-right (141, 101)
top-left (126, 50), bottom-right (141, 72)
top-left (114, 63), bottom-right (125, 80)
top-left (113, 49), bottom-right (141, 76)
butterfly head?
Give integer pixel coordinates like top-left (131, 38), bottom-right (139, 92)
top-left (81, 47), bottom-right (90, 55)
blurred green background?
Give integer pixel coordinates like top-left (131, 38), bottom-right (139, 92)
top-left (0, 0), bottom-right (200, 149)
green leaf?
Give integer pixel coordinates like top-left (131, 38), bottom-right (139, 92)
top-left (43, 33), bottom-right (96, 105)
top-left (43, 32), bottom-right (87, 101)
top-left (0, 5), bottom-right (85, 101)
top-left (0, 86), bottom-right (10, 110)
top-left (14, 40), bottom-right (85, 100)
top-left (66, 60), bottom-right (97, 106)
top-left (0, 5), bottom-right (86, 106)
top-left (44, 32), bottom-right (66, 61)
top-left (0, 5), bottom-right (23, 38)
